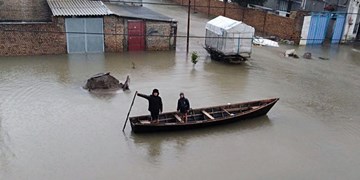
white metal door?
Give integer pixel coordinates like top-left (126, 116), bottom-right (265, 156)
top-left (65, 18), bottom-right (104, 53)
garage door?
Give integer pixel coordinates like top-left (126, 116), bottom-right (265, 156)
top-left (307, 13), bottom-right (330, 44)
top-left (128, 20), bottom-right (145, 51)
top-left (65, 18), bottom-right (104, 53)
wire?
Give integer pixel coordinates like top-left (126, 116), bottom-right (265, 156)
top-left (1, 0), bottom-right (359, 42)
top-left (0, 28), bottom-right (338, 41)
top-left (0, 28), bottom-right (255, 39)
top-left (1, 0), bottom-right (359, 13)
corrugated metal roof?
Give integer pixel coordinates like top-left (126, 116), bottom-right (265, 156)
top-left (105, 3), bottom-right (175, 22)
top-left (47, 0), bottom-right (112, 16)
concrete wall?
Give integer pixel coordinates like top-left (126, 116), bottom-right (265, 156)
top-left (0, 0), bottom-right (51, 22)
top-left (0, 17), bottom-right (66, 56)
top-left (299, 15), bottom-right (311, 45)
top-left (342, 0), bottom-right (360, 42)
top-left (174, 0), bottom-right (306, 44)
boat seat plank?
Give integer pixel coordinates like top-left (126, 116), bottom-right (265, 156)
top-left (139, 117), bottom-right (174, 124)
top-left (202, 110), bottom-right (215, 120)
top-left (222, 108), bottom-right (235, 116)
top-left (139, 120), bottom-right (151, 124)
top-left (225, 107), bottom-right (251, 112)
top-left (174, 114), bottom-right (182, 122)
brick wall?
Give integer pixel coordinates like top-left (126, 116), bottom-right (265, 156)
top-left (104, 16), bottom-right (125, 52)
top-left (264, 14), bottom-right (296, 39)
top-left (173, 0), bottom-right (305, 43)
top-left (104, 16), bottom-right (175, 52)
top-left (1, 15), bottom-right (176, 56)
top-left (0, 17), bottom-right (66, 56)
top-left (0, 0), bottom-right (51, 22)
top-left (146, 21), bottom-right (172, 51)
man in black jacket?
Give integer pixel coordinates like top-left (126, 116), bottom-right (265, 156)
top-left (177, 92), bottom-right (190, 123)
top-left (137, 89), bottom-right (163, 123)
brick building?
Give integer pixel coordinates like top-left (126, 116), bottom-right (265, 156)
top-left (0, 0), bottom-right (177, 56)
top-left (173, 0), bottom-right (306, 44)
top-left (264, 0), bottom-right (348, 12)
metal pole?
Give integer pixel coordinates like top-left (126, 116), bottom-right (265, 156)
top-left (263, 12), bottom-right (267, 36)
top-left (122, 91), bottom-right (138, 131)
top-left (208, 0), bottom-right (210, 16)
top-left (186, 0), bottom-right (191, 54)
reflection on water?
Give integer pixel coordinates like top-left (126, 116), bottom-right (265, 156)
top-left (0, 43), bottom-right (360, 179)
top-left (0, 108), bottom-right (14, 178)
top-left (1, 0), bottom-right (360, 177)
top-left (130, 116), bottom-right (272, 160)
top-left (87, 91), bottom-right (120, 101)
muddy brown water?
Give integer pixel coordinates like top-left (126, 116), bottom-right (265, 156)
top-left (1, 44), bottom-right (360, 179)
top-left (1, 1), bottom-right (360, 179)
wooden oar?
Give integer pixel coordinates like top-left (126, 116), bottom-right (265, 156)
top-left (122, 91), bottom-right (138, 131)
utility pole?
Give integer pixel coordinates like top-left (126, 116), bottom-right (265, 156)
top-left (186, 0), bottom-right (191, 54)
top-left (194, 0), bottom-right (196, 12)
top-left (223, 0), bottom-right (227, 16)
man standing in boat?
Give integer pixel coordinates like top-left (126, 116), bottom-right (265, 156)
top-left (137, 89), bottom-right (163, 123)
top-left (177, 92), bottom-right (190, 123)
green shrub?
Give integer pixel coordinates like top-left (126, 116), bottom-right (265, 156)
top-left (191, 51), bottom-right (199, 65)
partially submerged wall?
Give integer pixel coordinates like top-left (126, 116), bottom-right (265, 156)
top-left (104, 16), bottom-right (176, 52)
top-left (146, 21), bottom-right (173, 51)
top-left (0, 17), bottom-right (66, 56)
top-left (173, 0), bottom-right (305, 44)
top-left (1, 16), bottom-right (177, 56)
top-left (104, 16), bottom-right (125, 52)
top-left (0, 0), bottom-right (51, 22)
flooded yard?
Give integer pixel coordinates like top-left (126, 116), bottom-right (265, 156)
top-left (1, 0), bottom-right (360, 179)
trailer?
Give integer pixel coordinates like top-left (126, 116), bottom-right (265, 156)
top-left (204, 16), bottom-right (255, 63)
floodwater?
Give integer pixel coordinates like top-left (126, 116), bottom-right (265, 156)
top-left (1, 2), bottom-right (360, 180)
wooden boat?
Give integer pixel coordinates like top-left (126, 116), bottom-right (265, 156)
top-left (129, 98), bottom-right (279, 133)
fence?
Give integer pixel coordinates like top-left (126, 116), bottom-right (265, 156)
top-left (174, 0), bottom-right (307, 44)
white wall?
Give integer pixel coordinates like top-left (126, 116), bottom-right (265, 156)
top-left (299, 16), bottom-right (311, 45)
top-left (342, 0), bottom-right (360, 42)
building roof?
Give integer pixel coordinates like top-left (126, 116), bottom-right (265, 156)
top-left (105, 3), bottom-right (175, 22)
top-left (46, 0), bottom-right (175, 22)
top-left (47, 0), bottom-right (112, 16)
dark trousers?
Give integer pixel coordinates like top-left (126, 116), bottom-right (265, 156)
top-left (150, 111), bottom-right (159, 121)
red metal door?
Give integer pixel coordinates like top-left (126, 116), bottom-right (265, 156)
top-left (128, 21), bottom-right (145, 51)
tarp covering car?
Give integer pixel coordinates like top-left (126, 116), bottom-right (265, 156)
top-left (205, 16), bottom-right (255, 57)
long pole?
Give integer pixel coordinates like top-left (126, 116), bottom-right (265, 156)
top-left (122, 91), bottom-right (138, 131)
top-left (186, 0), bottom-right (191, 54)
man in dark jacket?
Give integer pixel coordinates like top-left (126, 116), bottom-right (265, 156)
top-left (177, 92), bottom-right (190, 123)
top-left (137, 89), bottom-right (163, 123)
